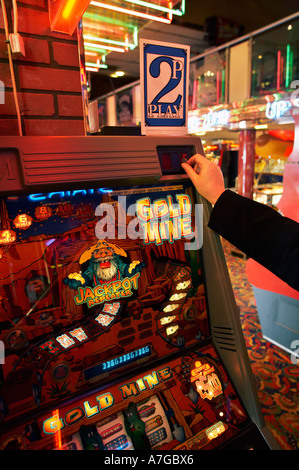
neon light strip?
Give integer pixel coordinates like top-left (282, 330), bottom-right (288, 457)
top-left (86, 46), bottom-right (107, 54)
top-left (85, 51), bottom-right (98, 56)
top-left (90, 1), bottom-right (172, 24)
top-left (277, 49), bottom-right (281, 90)
top-left (83, 21), bottom-right (138, 48)
top-left (84, 41), bottom-right (126, 52)
top-left (133, 25), bottom-right (138, 46)
top-left (86, 62), bottom-right (108, 68)
top-left (123, 0), bottom-right (184, 16)
top-left (286, 44), bottom-right (291, 88)
top-left (221, 68), bottom-right (225, 100)
top-left (53, 410), bottom-right (62, 449)
top-left (84, 11), bottom-right (136, 29)
top-left (290, 49), bottom-right (293, 85)
top-left (192, 79), bottom-right (197, 109)
top-left (84, 34), bottom-right (136, 49)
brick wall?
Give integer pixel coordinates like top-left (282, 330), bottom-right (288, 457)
top-left (0, 0), bottom-right (86, 135)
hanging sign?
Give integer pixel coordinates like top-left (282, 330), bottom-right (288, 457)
top-left (140, 39), bottom-right (190, 135)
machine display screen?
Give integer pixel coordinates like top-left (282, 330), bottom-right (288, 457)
top-left (0, 180), bottom-right (249, 450)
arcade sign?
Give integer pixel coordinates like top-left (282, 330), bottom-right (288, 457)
top-left (265, 99), bottom-right (292, 120)
top-left (140, 39), bottom-right (190, 135)
top-left (43, 366), bottom-right (173, 435)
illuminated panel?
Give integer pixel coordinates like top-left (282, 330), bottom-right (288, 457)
top-left (13, 214), bottom-right (32, 229)
top-left (56, 333), bottom-right (76, 349)
top-left (175, 421), bottom-right (228, 450)
top-left (166, 324), bottom-right (179, 336)
top-left (39, 340), bottom-right (61, 355)
top-left (176, 279), bottom-right (191, 290)
top-left (159, 315), bottom-right (176, 325)
top-left (49, 0), bottom-right (91, 35)
top-left (205, 421), bottom-right (226, 441)
top-left (53, 410), bottom-right (62, 449)
top-left (69, 327), bottom-right (88, 342)
top-left (169, 293), bottom-right (187, 301)
top-left (104, 435), bottom-right (129, 450)
top-left (0, 229), bottom-right (16, 244)
top-left (163, 303), bottom-right (179, 312)
top-left (190, 359), bottom-right (223, 401)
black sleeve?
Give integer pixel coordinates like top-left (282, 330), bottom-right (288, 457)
top-left (208, 190), bottom-right (299, 291)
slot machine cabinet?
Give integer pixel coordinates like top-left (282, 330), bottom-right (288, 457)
top-left (0, 135), bottom-right (277, 451)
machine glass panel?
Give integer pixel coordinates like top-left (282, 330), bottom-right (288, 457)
top-left (0, 181), bottom-right (250, 450)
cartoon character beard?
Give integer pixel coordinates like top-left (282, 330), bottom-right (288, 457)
top-left (95, 256), bottom-right (118, 281)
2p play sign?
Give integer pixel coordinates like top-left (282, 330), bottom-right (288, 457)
top-left (140, 39), bottom-right (190, 135)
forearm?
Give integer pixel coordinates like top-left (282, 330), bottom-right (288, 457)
top-left (208, 190), bottom-right (299, 290)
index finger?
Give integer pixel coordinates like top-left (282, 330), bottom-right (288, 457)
top-left (185, 153), bottom-right (207, 168)
top-left (181, 161), bottom-right (200, 186)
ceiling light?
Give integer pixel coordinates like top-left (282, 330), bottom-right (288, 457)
top-left (254, 124), bottom-right (268, 129)
top-left (110, 71), bottom-right (125, 78)
top-left (83, 34), bottom-right (136, 50)
top-left (84, 10), bottom-right (138, 29)
top-left (90, 1), bottom-right (172, 24)
top-left (85, 42), bottom-right (126, 52)
top-left (86, 66), bottom-right (99, 72)
top-left (123, 0), bottom-right (185, 16)
top-left (86, 61), bottom-right (108, 69)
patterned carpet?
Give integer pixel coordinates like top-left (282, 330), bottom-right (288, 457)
top-left (222, 240), bottom-right (299, 451)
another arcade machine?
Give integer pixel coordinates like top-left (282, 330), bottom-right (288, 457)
top-left (0, 135), bottom-right (277, 450)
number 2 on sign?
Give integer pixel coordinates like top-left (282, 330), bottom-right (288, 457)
top-left (148, 56), bottom-right (183, 118)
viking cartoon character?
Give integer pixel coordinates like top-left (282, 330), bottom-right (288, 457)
top-left (63, 240), bottom-right (145, 289)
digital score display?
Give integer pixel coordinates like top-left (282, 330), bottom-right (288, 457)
top-left (84, 346), bottom-right (152, 381)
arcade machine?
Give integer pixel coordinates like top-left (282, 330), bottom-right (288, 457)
top-left (0, 135), bottom-right (276, 451)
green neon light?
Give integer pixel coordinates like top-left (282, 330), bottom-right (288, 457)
top-left (84, 11), bottom-right (136, 29)
top-left (286, 44), bottom-right (291, 88)
top-left (290, 49), bottom-right (293, 85)
top-left (221, 68), bottom-right (225, 101)
top-left (84, 34), bottom-right (136, 50)
top-left (123, 0), bottom-right (184, 16)
top-left (85, 45), bottom-right (110, 53)
top-left (86, 62), bottom-right (108, 68)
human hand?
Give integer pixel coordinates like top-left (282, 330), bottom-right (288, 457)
top-left (181, 154), bottom-right (225, 205)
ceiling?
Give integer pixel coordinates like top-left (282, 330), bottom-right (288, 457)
top-left (102, 21), bottom-right (208, 77)
top-left (86, 0), bottom-right (299, 98)
top-left (85, 0), bottom-right (211, 97)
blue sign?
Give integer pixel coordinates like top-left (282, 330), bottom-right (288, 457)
top-left (140, 39), bottom-right (190, 135)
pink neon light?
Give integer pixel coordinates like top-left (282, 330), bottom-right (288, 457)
top-left (277, 50), bottom-right (281, 90)
top-left (216, 71), bottom-right (220, 104)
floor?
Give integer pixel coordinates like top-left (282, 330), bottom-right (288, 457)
top-left (222, 240), bottom-right (299, 451)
